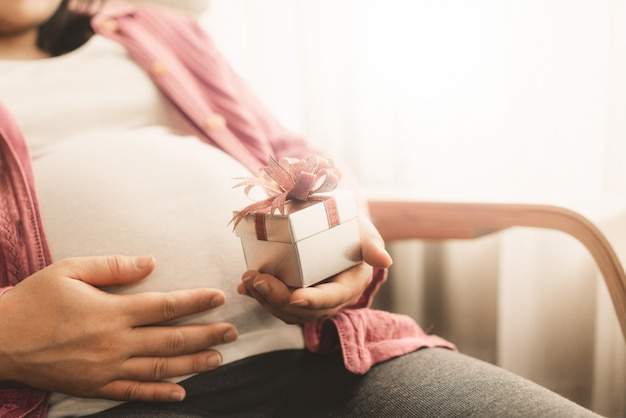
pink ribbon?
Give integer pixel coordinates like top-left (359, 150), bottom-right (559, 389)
top-left (231, 155), bottom-right (342, 231)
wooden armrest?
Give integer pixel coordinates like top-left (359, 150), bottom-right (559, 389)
top-left (367, 199), bottom-right (626, 341)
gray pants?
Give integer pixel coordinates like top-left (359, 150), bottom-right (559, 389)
top-left (88, 348), bottom-right (598, 417)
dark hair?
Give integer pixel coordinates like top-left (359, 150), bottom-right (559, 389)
top-left (37, 0), bottom-right (100, 57)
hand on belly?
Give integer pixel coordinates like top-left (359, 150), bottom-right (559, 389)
top-left (0, 254), bottom-right (237, 402)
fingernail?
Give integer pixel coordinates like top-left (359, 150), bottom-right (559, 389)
top-left (134, 255), bottom-right (154, 269)
top-left (253, 280), bottom-right (270, 296)
top-left (207, 352), bottom-right (222, 367)
top-left (209, 293), bottom-right (225, 308)
top-left (290, 299), bottom-right (309, 307)
top-left (237, 283), bottom-right (252, 297)
top-left (170, 390), bottom-right (185, 401)
top-left (223, 328), bottom-right (238, 343)
top-left (242, 272), bottom-right (256, 282)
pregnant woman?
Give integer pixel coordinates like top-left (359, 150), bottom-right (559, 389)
top-left (0, 1), bottom-right (598, 417)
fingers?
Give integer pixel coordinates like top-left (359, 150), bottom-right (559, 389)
top-left (122, 349), bottom-right (223, 382)
top-left (105, 324), bottom-right (238, 402)
top-left (358, 216), bottom-right (393, 269)
top-left (241, 273), bottom-right (293, 309)
top-left (59, 255), bottom-right (156, 287)
top-left (55, 255), bottom-right (228, 325)
top-left (291, 262), bottom-right (373, 309)
top-left (129, 322), bottom-right (237, 357)
top-left (118, 288), bottom-right (226, 326)
top-left (238, 272), bottom-right (315, 323)
top-left (102, 317), bottom-right (237, 402)
top-left (238, 265), bottom-right (372, 323)
top-left (100, 379), bottom-right (188, 402)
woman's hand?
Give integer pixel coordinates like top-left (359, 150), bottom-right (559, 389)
top-left (0, 255), bottom-right (237, 402)
top-left (237, 215), bottom-right (392, 324)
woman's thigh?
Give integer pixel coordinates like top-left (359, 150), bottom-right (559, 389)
top-left (281, 348), bottom-right (599, 417)
top-left (89, 348), bottom-right (598, 417)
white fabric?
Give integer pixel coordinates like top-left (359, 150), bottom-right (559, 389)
top-left (0, 35), bottom-right (303, 417)
top-left (124, 0), bottom-right (211, 14)
top-left (203, 1), bottom-right (626, 415)
top-left (0, 35), bottom-right (190, 156)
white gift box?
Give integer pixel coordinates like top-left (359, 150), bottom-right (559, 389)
top-left (233, 190), bottom-right (362, 287)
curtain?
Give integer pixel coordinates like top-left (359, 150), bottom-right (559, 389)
top-left (202, 1), bottom-right (626, 415)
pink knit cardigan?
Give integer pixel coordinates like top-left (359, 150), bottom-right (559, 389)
top-left (0, 4), bottom-right (452, 416)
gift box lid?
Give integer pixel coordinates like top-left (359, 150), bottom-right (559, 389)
top-left (233, 190), bottom-right (358, 243)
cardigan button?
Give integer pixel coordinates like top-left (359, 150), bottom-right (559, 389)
top-left (99, 18), bottom-right (119, 34)
top-left (205, 113), bottom-right (226, 130)
top-left (149, 60), bottom-right (170, 77)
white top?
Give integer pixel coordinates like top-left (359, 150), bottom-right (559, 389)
top-left (0, 35), bottom-right (303, 417)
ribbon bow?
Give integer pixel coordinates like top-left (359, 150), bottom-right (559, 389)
top-left (230, 155), bottom-right (341, 229)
